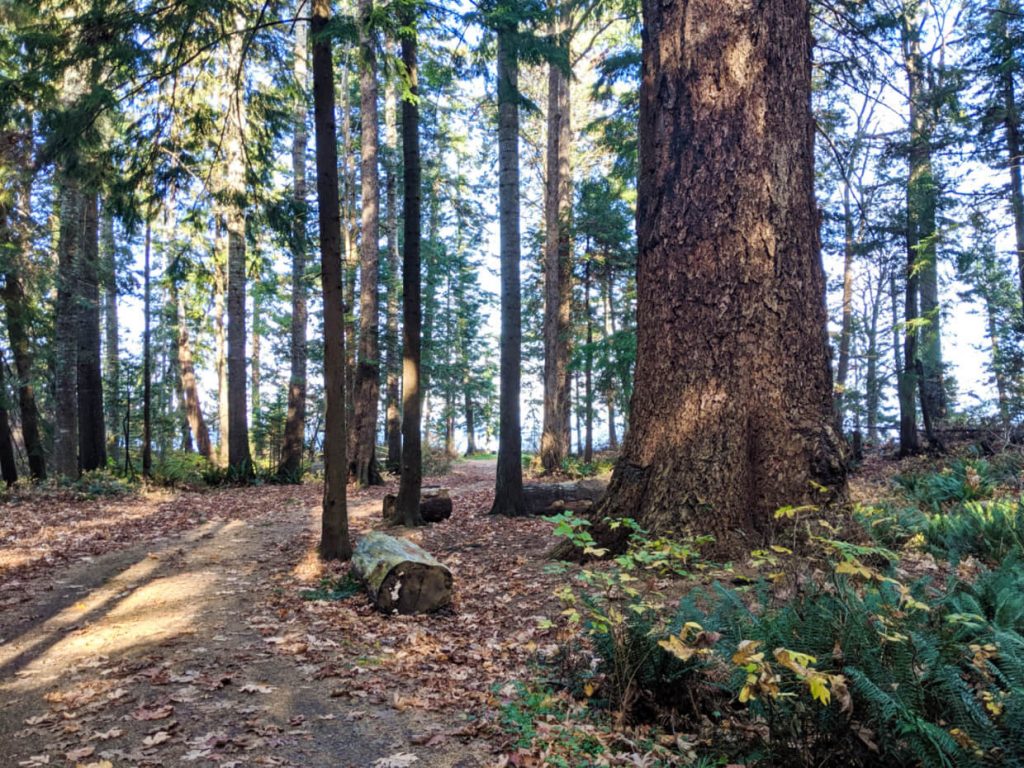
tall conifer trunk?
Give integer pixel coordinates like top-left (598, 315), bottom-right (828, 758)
top-left (312, 0), bottom-right (351, 560)
top-left (394, 6), bottom-right (424, 527)
top-left (77, 192), bottom-right (106, 471)
top-left (592, 0), bottom-right (845, 542)
top-left (101, 207), bottom-right (119, 458)
top-left (383, 77), bottom-right (402, 471)
top-left (54, 177), bottom-right (82, 477)
top-left (280, 9), bottom-right (310, 480)
top-left (175, 286), bottom-right (212, 458)
top-left (490, 19), bottom-right (526, 517)
top-left (350, 0), bottom-right (383, 486)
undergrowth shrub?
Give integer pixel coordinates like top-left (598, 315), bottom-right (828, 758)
top-left (895, 458), bottom-right (996, 512)
top-left (152, 451), bottom-right (216, 488)
top-left (549, 513), bottom-right (1024, 768)
top-left (925, 499), bottom-right (1024, 564)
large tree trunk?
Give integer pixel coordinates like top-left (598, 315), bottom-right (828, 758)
top-left (540, 19), bottom-right (573, 474)
top-left (383, 77), bottom-right (402, 472)
top-left (394, 8), bottom-right (424, 527)
top-left (224, 16), bottom-right (254, 476)
top-left (54, 176), bottom-right (82, 477)
top-left (591, 0), bottom-right (845, 544)
top-left (176, 287), bottom-right (212, 458)
top-left (1, 132), bottom-right (45, 479)
top-left (279, 11), bottom-right (310, 480)
top-left (312, 0), bottom-right (351, 561)
top-left (77, 192), bottom-right (106, 472)
top-left (350, 0), bottom-right (383, 487)
top-left (490, 22), bottom-right (526, 517)
top-left (100, 207), bottom-right (119, 460)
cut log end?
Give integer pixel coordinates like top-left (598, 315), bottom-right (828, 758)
top-left (352, 531), bottom-right (453, 614)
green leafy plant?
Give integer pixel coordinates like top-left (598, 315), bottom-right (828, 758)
top-left (299, 573), bottom-right (362, 602)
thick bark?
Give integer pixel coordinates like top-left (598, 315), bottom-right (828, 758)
top-left (54, 177), bottom-right (81, 477)
top-left (350, 0), bottom-right (383, 486)
top-left (591, 0), bottom-right (846, 543)
top-left (279, 12), bottom-right (310, 480)
top-left (540, 22), bottom-right (573, 473)
top-left (176, 288), bottom-right (212, 458)
top-left (77, 192), bottom-right (106, 471)
top-left (394, 11), bottom-right (424, 527)
top-left (142, 221), bottom-right (153, 477)
top-left (490, 23), bottom-right (526, 517)
top-left (351, 532), bottom-right (452, 614)
top-left (312, 0), bottom-right (352, 561)
top-left (100, 208), bottom-right (119, 459)
top-left (383, 77), bottom-right (402, 471)
top-left (524, 478), bottom-right (607, 515)
top-left (224, 17), bottom-right (254, 476)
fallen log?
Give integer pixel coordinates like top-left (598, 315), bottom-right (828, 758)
top-left (523, 478), bottom-right (608, 516)
top-left (382, 487), bottom-right (452, 523)
top-left (351, 531), bottom-right (453, 614)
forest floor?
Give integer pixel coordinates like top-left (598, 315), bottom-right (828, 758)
top-left (0, 458), bottom-right (569, 768)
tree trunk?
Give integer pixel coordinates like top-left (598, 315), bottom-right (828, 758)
top-left (394, 8), bottom-right (424, 527)
top-left (986, 294), bottom-right (1011, 429)
top-left (383, 75), bottom-right (402, 471)
top-left (490, 21), bottom-right (526, 517)
top-left (902, 7), bottom-right (944, 434)
top-left (224, 17), bottom-right (254, 476)
top-left (100, 207), bottom-right (119, 459)
top-left (176, 287), bottom-right (212, 458)
top-left (77, 192), bottom-right (106, 472)
top-left (540, 18), bottom-right (573, 473)
top-left (54, 177), bottom-right (82, 477)
top-left (835, 183), bottom-right (855, 425)
top-left (279, 11), bottom-right (310, 480)
top-left (350, 0), bottom-right (383, 487)
top-left (1, 142), bottom-right (45, 478)
top-left (312, 0), bottom-right (351, 561)
top-left (1000, 1), bottom-right (1024, 311)
top-left (251, 290), bottom-right (261, 438)
top-left (464, 384), bottom-right (476, 455)
top-left (213, 220), bottom-right (229, 467)
top-left (142, 220), bottom-right (153, 477)
top-left (591, 0), bottom-right (845, 544)
top-left (603, 268), bottom-right (618, 451)
top-left (0, 361), bottom-right (18, 486)
top-left (865, 273), bottom-right (882, 444)
top-left (339, 64), bottom-right (358, 431)
top-left (382, 488), bottom-right (452, 524)
top-left (584, 256), bottom-right (593, 464)
top-left (523, 478), bottom-right (608, 515)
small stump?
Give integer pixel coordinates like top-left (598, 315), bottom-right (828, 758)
top-left (382, 486), bottom-right (453, 523)
top-left (351, 531), bottom-right (453, 614)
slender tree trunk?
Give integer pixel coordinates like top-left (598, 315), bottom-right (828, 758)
top-left (584, 258), bottom-right (593, 464)
top-left (464, 384), bottom-right (476, 456)
top-left (835, 183), bottom-right (855, 424)
top-left (383, 77), bottom-right (402, 471)
top-left (338, 63), bottom-right (357, 429)
top-left (0, 359), bottom-right (17, 486)
top-left (985, 294), bottom-right (1011, 428)
top-left (1, 144), bottom-right (45, 478)
top-left (224, 17), bottom-right (254, 476)
top-left (865, 277), bottom-right (882, 444)
top-left (350, 0), bottom-right (383, 486)
top-left (77, 192), bottom-right (106, 471)
top-left (213, 219), bottom-right (229, 466)
top-left (1000, 2), bottom-right (1024, 310)
top-left (394, 7), bottom-right (424, 527)
top-left (491, 21), bottom-right (526, 517)
top-left (175, 287), bottom-right (212, 458)
top-left (592, 0), bottom-right (845, 542)
top-left (540, 15), bottom-right (573, 473)
top-left (100, 207), bottom-right (119, 459)
top-left (251, 291), bottom-right (262, 440)
top-left (280, 10), bottom-right (310, 479)
top-left (902, 8), bottom-right (944, 435)
top-left (312, 0), bottom-right (351, 560)
top-left (603, 268), bottom-right (618, 450)
top-left (142, 220), bottom-right (153, 477)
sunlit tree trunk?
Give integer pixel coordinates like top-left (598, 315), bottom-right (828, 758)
top-left (383, 77), bottom-right (402, 471)
top-left (394, 4), bottom-right (424, 527)
top-left (54, 176), bottom-right (82, 477)
top-left (312, 0), bottom-right (351, 560)
top-left (350, 0), bottom-right (383, 486)
top-left (175, 285), bottom-right (212, 458)
top-left (593, 0), bottom-right (845, 542)
top-left (101, 207), bottom-right (120, 459)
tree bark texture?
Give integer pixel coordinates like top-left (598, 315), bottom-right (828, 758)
top-left (142, 221), bottom-right (153, 477)
top-left (394, 11), bottom-right (424, 527)
top-left (312, 0), bottom-right (351, 560)
top-left (77, 192), bottom-right (106, 472)
top-left (351, 532), bottom-right (452, 614)
top-left (280, 13), bottom-right (310, 480)
top-left (350, 0), bottom-right (383, 487)
top-left (224, 15), bottom-right (253, 476)
top-left (176, 287), bottom-right (212, 458)
top-left (54, 176), bottom-right (82, 477)
top-left (101, 207), bottom-right (119, 460)
top-left (540, 30), bottom-right (573, 474)
top-left (490, 23), bottom-right (527, 517)
top-left (383, 77), bottom-right (402, 471)
top-left (594, 0), bottom-right (846, 541)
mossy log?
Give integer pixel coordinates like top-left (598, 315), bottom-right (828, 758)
top-left (523, 478), bottom-right (608, 516)
top-left (351, 531), bottom-right (453, 614)
top-left (382, 486), bottom-right (452, 523)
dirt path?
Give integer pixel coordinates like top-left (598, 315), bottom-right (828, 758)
top-left (0, 459), bottom-right (555, 768)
